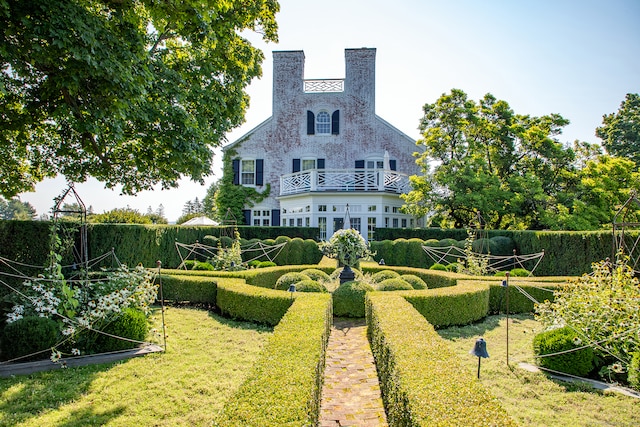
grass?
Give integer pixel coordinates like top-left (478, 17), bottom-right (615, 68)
top-left (438, 314), bottom-right (640, 427)
top-left (0, 306), bottom-right (272, 427)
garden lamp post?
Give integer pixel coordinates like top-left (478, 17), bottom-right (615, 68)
top-left (288, 284), bottom-right (296, 300)
top-left (470, 337), bottom-right (489, 378)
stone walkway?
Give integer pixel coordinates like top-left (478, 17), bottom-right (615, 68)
top-left (319, 318), bottom-right (388, 427)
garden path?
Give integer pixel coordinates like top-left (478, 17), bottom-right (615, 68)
top-left (319, 318), bottom-right (388, 427)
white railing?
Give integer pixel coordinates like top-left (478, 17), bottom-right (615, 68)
top-left (303, 79), bottom-right (344, 93)
top-left (280, 169), bottom-right (411, 196)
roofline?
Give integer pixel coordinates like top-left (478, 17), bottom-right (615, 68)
top-left (223, 117), bottom-right (273, 151)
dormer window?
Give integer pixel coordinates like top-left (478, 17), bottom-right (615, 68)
top-left (307, 110), bottom-right (340, 135)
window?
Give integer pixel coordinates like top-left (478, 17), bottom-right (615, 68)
top-left (297, 218), bottom-right (303, 227)
top-left (368, 217), bottom-right (376, 241)
top-left (305, 217), bottom-right (310, 227)
top-left (384, 206), bottom-right (390, 213)
top-left (351, 218), bottom-right (361, 233)
top-left (302, 159), bottom-right (316, 170)
top-left (253, 219), bottom-right (260, 226)
top-left (392, 206), bottom-right (400, 213)
top-left (241, 160), bottom-right (255, 185)
top-left (318, 205), bottom-right (327, 212)
top-left (263, 219), bottom-right (270, 226)
top-left (368, 205), bottom-right (377, 212)
top-left (319, 217), bottom-right (327, 240)
top-left (401, 219), bottom-right (407, 228)
top-left (392, 218), bottom-right (399, 228)
top-left (366, 160), bottom-right (384, 169)
top-left (316, 111), bottom-right (331, 134)
top-left (289, 218), bottom-right (294, 226)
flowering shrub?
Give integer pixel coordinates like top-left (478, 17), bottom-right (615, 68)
top-left (535, 256), bottom-right (640, 382)
top-left (320, 228), bottom-right (372, 267)
top-left (6, 263), bottom-right (157, 358)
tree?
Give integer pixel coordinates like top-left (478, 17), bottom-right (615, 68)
top-left (0, 196), bottom-right (36, 220)
top-left (203, 180), bottom-right (219, 219)
top-left (89, 207), bottom-right (152, 224)
top-left (596, 93), bottom-right (640, 168)
top-left (0, 0), bottom-right (279, 197)
top-left (404, 89), bottom-right (574, 229)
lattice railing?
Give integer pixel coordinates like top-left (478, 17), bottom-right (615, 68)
top-left (303, 79), bottom-right (344, 93)
top-left (280, 169), bottom-right (410, 195)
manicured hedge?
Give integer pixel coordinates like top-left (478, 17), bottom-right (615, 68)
top-left (362, 264), bottom-right (459, 289)
top-left (159, 274), bottom-right (218, 303)
top-left (214, 293), bottom-right (332, 427)
top-left (216, 280), bottom-right (294, 326)
top-left (366, 293), bottom-right (516, 426)
top-left (458, 279), bottom-right (564, 314)
top-left (399, 283), bottom-right (490, 328)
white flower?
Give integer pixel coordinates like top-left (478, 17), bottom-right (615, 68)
top-left (71, 348), bottom-right (81, 356)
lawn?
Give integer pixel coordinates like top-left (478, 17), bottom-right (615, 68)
top-left (0, 306), bottom-right (272, 427)
top-left (438, 314), bottom-right (640, 427)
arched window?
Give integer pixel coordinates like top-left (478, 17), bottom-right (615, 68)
top-left (316, 111), bottom-right (331, 134)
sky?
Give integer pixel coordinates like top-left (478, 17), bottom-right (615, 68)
top-left (18, 0), bottom-right (640, 222)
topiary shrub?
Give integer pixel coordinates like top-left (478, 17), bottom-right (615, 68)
top-left (92, 308), bottom-right (148, 352)
top-left (193, 261), bottom-right (215, 271)
top-left (300, 268), bottom-right (331, 283)
top-left (510, 268), bottom-right (531, 277)
top-left (274, 272), bottom-right (310, 290)
top-left (400, 274), bottom-right (428, 290)
top-left (628, 351), bottom-right (640, 391)
top-left (377, 278), bottom-right (413, 291)
top-left (371, 270), bottom-right (400, 283)
top-left (258, 261), bottom-right (277, 268)
top-left (446, 262), bottom-right (460, 272)
top-left (533, 326), bottom-right (594, 377)
top-left (430, 263), bottom-right (447, 271)
top-left (295, 279), bottom-right (327, 293)
top-left (1, 316), bottom-right (60, 362)
top-left (489, 236), bottom-right (516, 256)
top-left (333, 280), bottom-right (375, 317)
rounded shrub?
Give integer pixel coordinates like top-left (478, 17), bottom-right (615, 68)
top-left (472, 238), bottom-right (491, 254)
top-left (446, 262), bottom-right (460, 272)
top-left (400, 274), bottom-right (428, 290)
top-left (438, 238), bottom-right (457, 247)
top-left (510, 268), bottom-right (531, 277)
top-left (295, 279), bottom-right (327, 293)
top-left (300, 268), bottom-right (331, 283)
top-left (333, 280), bottom-right (375, 317)
top-left (489, 236), bottom-right (516, 256)
top-left (377, 278), bottom-right (413, 291)
top-left (372, 270), bottom-right (400, 283)
top-left (302, 239), bottom-right (323, 264)
top-left (274, 272), bottom-right (310, 290)
top-left (287, 238), bottom-right (306, 265)
top-left (1, 316), bottom-right (59, 362)
top-left (93, 308), bottom-right (148, 352)
top-left (193, 261), bottom-right (215, 271)
top-left (533, 326), bottom-right (594, 376)
top-left (429, 263), bottom-right (447, 271)
top-left (258, 261), bottom-right (277, 268)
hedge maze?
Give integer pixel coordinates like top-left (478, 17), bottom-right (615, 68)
top-left (161, 264), bottom-right (565, 426)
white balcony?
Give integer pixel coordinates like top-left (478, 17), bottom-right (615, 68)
top-left (280, 169), bottom-right (411, 196)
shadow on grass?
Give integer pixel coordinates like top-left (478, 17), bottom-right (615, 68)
top-left (0, 363), bottom-right (122, 427)
top-left (206, 309), bottom-right (274, 333)
top-left (436, 313), bottom-right (533, 340)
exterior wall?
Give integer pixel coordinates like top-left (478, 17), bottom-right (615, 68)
top-left (223, 48), bottom-right (422, 236)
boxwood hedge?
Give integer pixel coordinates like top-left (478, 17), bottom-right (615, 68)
top-left (214, 293), bottom-right (332, 427)
top-left (366, 293), bottom-right (516, 426)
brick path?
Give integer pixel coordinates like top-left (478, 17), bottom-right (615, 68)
top-left (319, 318), bottom-right (388, 427)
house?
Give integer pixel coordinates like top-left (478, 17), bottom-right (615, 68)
top-left (223, 48), bottom-right (423, 240)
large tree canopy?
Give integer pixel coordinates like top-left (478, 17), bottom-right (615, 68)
top-left (0, 0), bottom-right (279, 197)
top-left (596, 93), bottom-right (640, 168)
top-left (403, 89), bottom-right (640, 230)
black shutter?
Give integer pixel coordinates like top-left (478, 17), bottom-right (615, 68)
top-left (307, 111), bottom-right (315, 135)
top-left (390, 160), bottom-right (397, 171)
top-left (355, 160), bottom-right (365, 169)
top-left (242, 209), bottom-right (251, 225)
top-left (317, 158), bottom-right (325, 169)
top-left (271, 209), bottom-right (281, 226)
top-left (256, 159), bottom-right (264, 185)
top-left (293, 158), bottom-right (301, 172)
top-left (232, 159), bottom-right (240, 185)
top-left (331, 110), bottom-right (340, 135)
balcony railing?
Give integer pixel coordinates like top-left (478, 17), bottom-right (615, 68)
top-left (303, 79), bottom-right (344, 93)
top-left (280, 169), bottom-right (411, 196)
